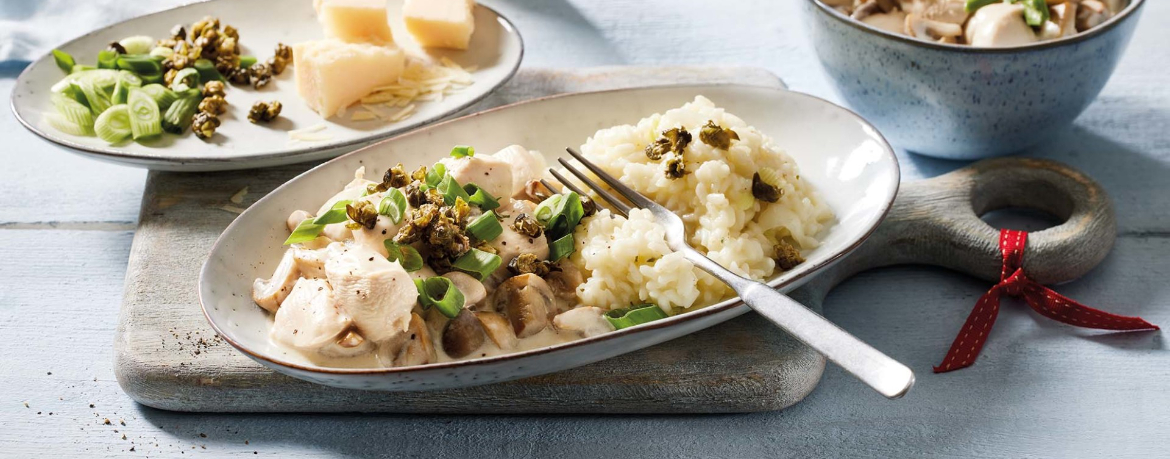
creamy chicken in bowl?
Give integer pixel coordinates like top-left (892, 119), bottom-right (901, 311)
top-left (251, 97), bottom-right (833, 368)
top-left (823, 0), bottom-right (1127, 46)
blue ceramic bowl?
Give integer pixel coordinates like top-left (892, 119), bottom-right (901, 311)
top-left (804, 0), bottom-right (1146, 160)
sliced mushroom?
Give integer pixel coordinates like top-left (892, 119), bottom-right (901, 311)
top-left (493, 274), bottom-right (556, 338)
top-left (515, 180), bottom-right (555, 203)
top-left (392, 312), bottom-right (437, 366)
top-left (1040, 2), bottom-right (1079, 40)
top-left (286, 209), bottom-right (312, 232)
top-left (441, 309), bottom-right (487, 358)
top-left (903, 0), bottom-right (968, 24)
top-left (850, 1), bottom-right (884, 20)
top-left (964, 3), bottom-right (1038, 47)
top-left (861, 10), bottom-right (908, 34)
top-left (443, 271), bottom-right (487, 308)
top-left (474, 311), bottom-right (518, 351)
top-left (252, 249), bottom-right (300, 312)
top-left (1076, 0), bottom-right (1112, 32)
top-left (544, 262), bottom-right (584, 302)
top-left (905, 13), bottom-right (963, 42)
top-left (553, 307), bottom-right (615, 338)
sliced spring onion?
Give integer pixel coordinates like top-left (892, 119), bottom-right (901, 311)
top-left (161, 95), bottom-right (200, 134)
top-left (51, 93), bottom-right (94, 130)
top-left (169, 68), bottom-right (200, 91)
top-left (139, 84), bottom-right (177, 110)
top-left (450, 145), bottom-right (475, 158)
top-left (149, 46), bottom-right (174, 59)
top-left (466, 211), bottom-right (503, 242)
top-left (452, 249), bottom-right (502, 281)
top-left (97, 50), bottom-right (119, 69)
top-left (111, 79), bottom-right (131, 105)
top-left (44, 113), bottom-right (90, 136)
top-left (1017, 0), bottom-right (1049, 26)
top-left (548, 234), bottom-right (575, 262)
top-left (283, 200), bottom-right (353, 244)
top-left (964, 0), bottom-right (997, 12)
top-left (118, 36), bottom-right (154, 55)
top-left (194, 59), bottom-right (225, 83)
top-left (534, 191), bottom-right (585, 240)
top-left (377, 188), bottom-right (408, 224)
top-left (71, 64), bottom-right (96, 73)
top-left (74, 78), bottom-right (111, 116)
top-left (127, 88), bottom-right (161, 139)
top-left (424, 162), bottom-right (447, 188)
top-left (414, 277), bottom-right (465, 319)
top-left (463, 183), bottom-right (500, 211)
top-left (437, 174), bottom-right (471, 206)
top-left (51, 49), bottom-right (76, 73)
top-left (604, 304), bottom-right (669, 330)
top-left (239, 55), bottom-right (258, 69)
top-left (384, 241), bottom-right (424, 272)
top-left (94, 104), bottom-right (132, 143)
top-left (116, 55), bottom-right (162, 76)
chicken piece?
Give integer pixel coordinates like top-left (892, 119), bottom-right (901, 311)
top-left (903, 0), bottom-right (968, 24)
top-left (490, 145), bottom-right (547, 199)
top-left (553, 307), bottom-right (614, 338)
top-left (964, 3), bottom-right (1038, 47)
top-left (351, 210), bottom-right (405, 258)
top-left (252, 250), bottom-right (301, 313)
top-left (544, 261), bottom-right (584, 301)
top-left (489, 199), bottom-right (549, 267)
top-left (1040, 2), bottom-right (1079, 40)
top-left (316, 167), bottom-right (379, 242)
top-left (439, 154), bottom-right (513, 204)
top-left (905, 14), bottom-right (963, 42)
top-left (443, 271), bottom-right (487, 308)
top-left (325, 245), bottom-right (417, 343)
top-left (1076, 0), bottom-right (1112, 31)
top-left (287, 210), bottom-right (313, 232)
top-left (861, 10), bottom-right (908, 34)
top-left (270, 278), bottom-right (374, 358)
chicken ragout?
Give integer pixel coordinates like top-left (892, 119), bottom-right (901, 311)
top-left (824, 0), bottom-right (1126, 46)
top-left (252, 145), bottom-right (616, 367)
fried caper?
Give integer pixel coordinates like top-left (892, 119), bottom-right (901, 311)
top-left (345, 200), bottom-right (379, 230)
top-left (698, 120), bottom-right (739, 150)
top-left (664, 155), bottom-right (687, 179)
top-left (198, 95), bottom-right (227, 115)
top-left (507, 253), bottom-right (552, 277)
top-left (248, 62), bottom-right (272, 89)
top-left (267, 55), bottom-right (288, 75)
top-left (274, 43), bottom-right (292, 61)
top-left (192, 112), bottom-right (220, 140)
top-left (773, 241), bottom-right (805, 271)
top-left (202, 80), bottom-right (226, 98)
top-left (384, 164), bottom-right (409, 188)
top-left (751, 172), bottom-right (781, 203)
top-left (512, 213), bottom-right (543, 238)
top-left (247, 101), bottom-right (282, 124)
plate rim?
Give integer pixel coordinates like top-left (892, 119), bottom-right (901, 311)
top-left (198, 83), bottom-right (903, 376)
top-left (8, 0), bottom-right (524, 170)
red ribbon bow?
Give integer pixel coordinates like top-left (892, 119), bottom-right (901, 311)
top-left (934, 229), bottom-right (1159, 373)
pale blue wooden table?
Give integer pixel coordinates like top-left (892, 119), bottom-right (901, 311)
top-left (2, 1), bottom-right (1168, 457)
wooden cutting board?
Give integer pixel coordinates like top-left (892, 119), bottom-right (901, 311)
top-left (115, 66), bottom-right (1115, 413)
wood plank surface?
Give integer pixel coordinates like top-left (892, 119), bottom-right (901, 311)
top-left (2, 0), bottom-right (1169, 456)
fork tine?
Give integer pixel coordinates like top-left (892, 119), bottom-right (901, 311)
top-left (552, 161), bottom-right (631, 217)
top-left (563, 147), bottom-right (660, 210)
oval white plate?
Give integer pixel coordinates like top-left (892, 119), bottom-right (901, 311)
top-left (200, 84), bottom-right (900, 391)
top-left (9, 0), bottom-right (522, 172)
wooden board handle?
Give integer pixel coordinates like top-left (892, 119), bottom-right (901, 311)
top-left (797, 158), bottom-right (1116, 302)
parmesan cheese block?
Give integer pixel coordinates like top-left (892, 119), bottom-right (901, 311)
top-left (315, 0), bottom-right (395, 45)
top-left (403, 0), bottom-right (476, 50)
top-left (293, 39), bottom-right (406, 119)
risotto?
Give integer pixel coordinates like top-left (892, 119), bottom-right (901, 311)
top-left (572, 96), bottom-right (834, 313)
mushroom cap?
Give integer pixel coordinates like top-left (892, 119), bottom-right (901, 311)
top-left (493, 273), bottom-right (556, 338)
top-left (474, 311), bottom-right (518, 350)
top-left (441, 309), bottom-right (487, 358)
top-left (964, 3), bottom-right (1039, 47)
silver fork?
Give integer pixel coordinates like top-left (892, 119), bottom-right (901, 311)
top-left (551, 147), bottom-right (915, 399)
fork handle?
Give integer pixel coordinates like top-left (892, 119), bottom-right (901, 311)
top-left (685, 253), bottom-right (916, 399)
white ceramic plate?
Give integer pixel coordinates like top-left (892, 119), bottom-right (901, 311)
top-left (199, 84), bottom-right (901, 391)
top-left (9, 0), bottom-right (522, 172)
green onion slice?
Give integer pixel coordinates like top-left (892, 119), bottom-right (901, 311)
top-left (127, 88), bottom-right (161, 139)
top-left (1017, 0), bottom-right (1049, 26)
top-left (52, 49), bottom-right (76, 74)
top-left (170, 68), bottom-right (200, 90)
top-left (437, 174), bottom-right (472, 206)
top-left (451, 249), bottom-right (502, 281)
top-left (44, 113), bottom-right (90, 136)
top-left (283, 200), bottom-right (353, 244)
top-left (450, 145), bottom-right (475, 158)
top-left (51, 93), bottom-right (94, 130)
top-left (466, 211), bottom-right (503, 242)
top-left (548, 234), bottom-right (575, 262)
top-left (239, 55), bottom-right (258, 69)
top-left (118, 36), bottom-right (154, 55)
top-left (604, 304), bottom-right (669, 330)
top-left (378, 188), bottom-right (408, 224)
top-left (535, 191), bottom-right (586, 240)
top-left (424, 162), bottom-right (447, 188)
top-left (463, 183), bottom-right (500, 211)
top-left (140, 84), bottom-right (177, 110)
top-left (97, 50), bottom-right (119, 69)
top-left (194, 59), bottom-right (226, 83)
top-left (116, 55), bottom-right (162, 76)
top-left (94, 104), bottom-right (132, 143)
top-left (384, 240), bottom-right (423, 272)
top-left (964, 0), bottom-right (998, 12)
top-left (414, 277), bottom-right (465, 318)
top-left (161, 94), bottom-right (199, 134)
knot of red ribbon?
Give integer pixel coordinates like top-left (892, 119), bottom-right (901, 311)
top-left (933, 229), bottom-right (1159, 373)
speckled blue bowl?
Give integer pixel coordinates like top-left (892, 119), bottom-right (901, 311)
top-left (804, 0), bottom-right (1146, 160)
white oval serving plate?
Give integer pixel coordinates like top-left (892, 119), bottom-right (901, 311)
top-left (200, 84), bottom-right (900, 391)
top-left (9, 0), bottom-right (522, 172)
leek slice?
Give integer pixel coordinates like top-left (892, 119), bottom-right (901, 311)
top-left (194, 59), bottom-right (225, 82)
top-left (161, 95), bottom-right (200, 134)
top-left (414, 277), bottom-right (465, 319)
top-left (238, 55), bottom-right (257, 69)
top-left (451, 249), bottom-right (502, 281)
top-left (140, 84), bottom-right (177, 111)
top-left (118, 36), bottom-right (154, 55)
top-left (51, 93), bottom-right (94, 130)
top-left (127, 88), bottom-right (161, 139)
top-left (170, 68), bottom-right (200, 91)
top-left (149, 47), bottom-right (174, 59)
top-left (604, 304), bottom-right (669, 330)
top-left (94, 104), bottom-right (132, 143)
top-left (75, 78), bottom-right (111, 116)
top-left (44, 113), bottom-right (91, 136)
top-left (51, 49), bottom-right (75, 73)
